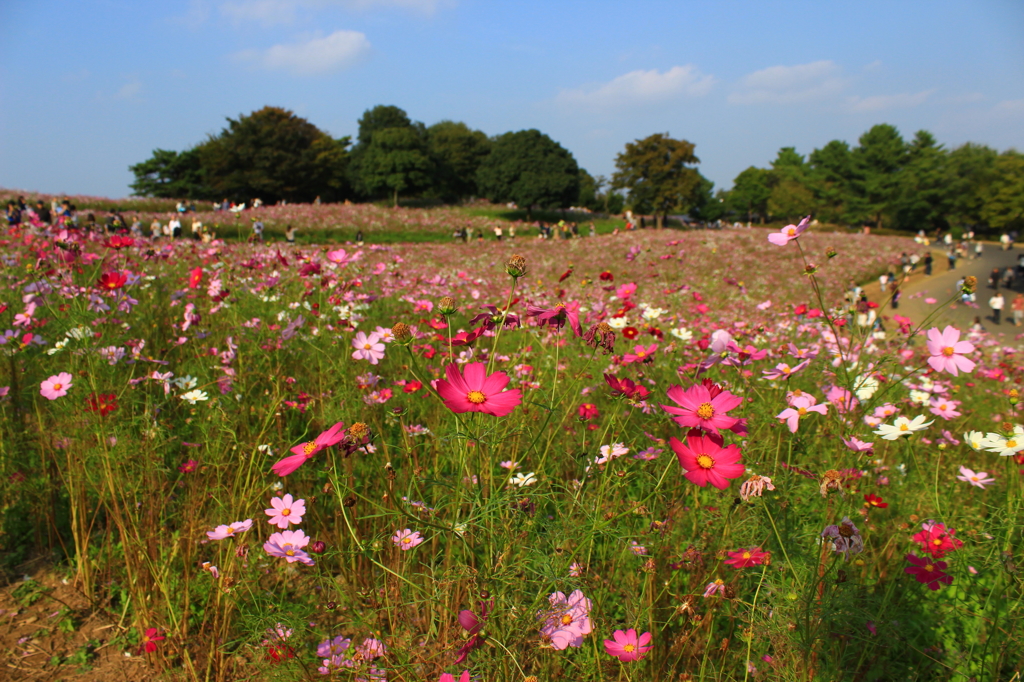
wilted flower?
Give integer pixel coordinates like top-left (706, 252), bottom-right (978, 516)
top-left (821, 517), bottom-right (864, 559)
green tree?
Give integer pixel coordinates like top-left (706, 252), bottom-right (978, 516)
top-left (198, 106), bottom-right (349, 203)
top-left (359, 126), bottom-right (434, 207)
top-left (946, 142), bottom-right (999, 231)
top-left (849, 124), bottom-right (907, 229)
top-left (726, 166), bottom-right (771, 223)
top-left (426, 120), bottom-right (491, 202)
top-left (893, 130), bottom-right (950, 232)
top-left (476, 129), bottom-right (580, 219)
top-left (807, 140), bottom-right (854, 224)
top-left (577, 169), bottom-right (604, 211)
top-left (129, 147), bottom-right (208, 199)
top-left (766, 148), bottom-right (814, 221)
top-left (611, 133), bottom-right (701, 228)
top-left (355, 105), bottom-right (413, 147)
top-left (981, 150), bottom-right (1024, 232)
top-left (690, 175), bottom-right (727, 223)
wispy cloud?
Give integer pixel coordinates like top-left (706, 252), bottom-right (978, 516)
top-left (220, 0), bottom-right (449, 25)
top-left (728, 60), bottom-right (846, 105)
top-left (556, 66), bottom-right (715, 108)
top-left (844, 89), bottom-right (935, 113)
top-left (114, 80), bottom-right (143, 101)
top-left (233, 30), bottom-right (371, 75)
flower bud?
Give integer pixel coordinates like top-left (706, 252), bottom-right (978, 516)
top-left (825, 246), bottom-right (838, 259)
top-left (391, 322), bottom-right (411, 343)
top-left (962, 276), bottom-right (977, 293)
top-left (803, 263), bottom-right (819, 275)
top-left (505, 254), bottom-right (527, 279)
top-left (310, 540), bottom-right (326, 554)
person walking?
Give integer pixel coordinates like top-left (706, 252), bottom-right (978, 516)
top-left (990, 291), bottom-right (1005, 325)
top-left (923, 252), bottom-right (933, 275)
top-left (1013, 294), bottom-right (1024, 327)
top-left (990, 268), bottom-right (1001, 291)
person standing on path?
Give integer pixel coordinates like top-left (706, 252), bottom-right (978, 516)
top-left (1013, 294), bottom-right (1024, 327)
top-left (990, 292), bottom-right (1005, 325)
top-left (923, 252), bottom-right (933, 275)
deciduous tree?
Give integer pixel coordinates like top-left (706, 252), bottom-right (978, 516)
top-left (612, 133), bottom-right (701, 228)
top-left (476, 129), bottom-right (580, 219)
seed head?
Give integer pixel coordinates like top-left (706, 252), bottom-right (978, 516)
top-left (825, 246), bottom-right (838, 259)
top-left (438, 296), bottom-right (458, 316)
top-left (962, 276), bottom-right (977, 293)
top-left (391, 322), bottom-right (411, 342)
top-left (348, 422), bottom-right (370, 439)
top-left (505, 254), bottom-right (527, 279)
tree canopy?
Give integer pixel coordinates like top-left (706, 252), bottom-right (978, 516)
top-left (475, 129), bottom-right (580, 218)
top-left (612, 133), bottom-right (701, 228)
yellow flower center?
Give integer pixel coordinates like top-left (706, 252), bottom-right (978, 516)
top-left (696, 454), bottom-right (715, 469)
top-left (303, 441), bottom-right (317, 455)
top-left (281, 508), bottom-right (290, 516)
top-left (560, 614), bottom-right (573, 626)
top-left (942, 346), bottom-right (955, 357)
top-left (797, 407), bottom-right (807, 416)
top-left (932, 538), bottom-right (942, 546)
top-left (924, 564), bottom-right (934, 572)
top-left (285, 549), bottom-right (295, 556)
top-left (784, 227), bottom-right (795, 236)
top-left (623, 644), bottom-right (636, 652)
top-left (637, 350), bottom-right (646, 357)
top-left (1007, 439), bottom-right (1017, 448)
top-left (53, 383), bottom-right (63, 391)
top-left (696, 403), bottom-right (714, 419)
top-left (899, 423), bottom-right (909, 431)
top-left (226, 526), bottom-right (235, 534)
top-left (467, 390), bottom-right (486, 404)
top-left (363, 343), bottom-right (372, 350)
top-left (742, 551), bottom-right (752, 559)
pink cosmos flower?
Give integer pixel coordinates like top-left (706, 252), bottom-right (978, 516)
top-left (264, 529), bottom-right (313, 565)
top-left (929, 397), bottom-right (962, 420)
top-left (925, 326), bottom-right (976, 376)
top-left (392, 529), bottom-right (424, 550)
top-left (439, 672), bottom-right (470, 682)
top-left (265, 494), bottom-right (306, 529)
top-left (326, 248), bottom-right (360, 265)
top-left (351, 331), bottom-right (386, 364)
top-left (912, 522), bottom-right (963, 558)
top-left (843, 437), bottom-right (874, 454)
top-left (207, 518), bottom-right (253, 540)
top-left (622, 343), bottom-right (657, 364)
top-left (904, 553), bottom-right (953, 590)
top-left (435, 362), bottom-right (522, 416)
top-left (603, 628), bottom-right (653, 662)
top-left (272, 421), bottom-right (347, 476)
top-left (670, 429), bottom-right (745, 490)
top-left (725, 547), bottom-right (770, 568)
top-left (957, 465), bottom-right (995, 489)
top-left (776, 394), bottom-right (828, 433)
top-left (762, 360), bottom-right (809, 380)
top-left (767, 216), bottom-right (810, 246)
top-left (40, 372), bottom-right (73, 400)
top-left (525, 301), bottom-right (583, 337)
top-left (661, 381), bottom-right (744, 436)
top-left (703, 579), bottom-right (726, 597)
top-left (539, 590), bottom-right (592, 650)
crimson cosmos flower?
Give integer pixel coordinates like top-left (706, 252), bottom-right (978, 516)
top-left (272, 422), bottom-right (346, 476)
top-left (97, 271), bottom-right (128, 290)
top-left (670, 429), bottom-right (745, 490)
top-left (662, 381), bottom-right (745, 436)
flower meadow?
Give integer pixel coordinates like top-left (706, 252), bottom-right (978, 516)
top-left (1, 212), bottom-right (1022, 681)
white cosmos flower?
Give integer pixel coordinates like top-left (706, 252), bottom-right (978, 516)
top-left (963, 431), bottom-right (993, 452)
top-left (641, 306), bottom-right (666, 321)
top-left (984, 432), bottom-right (1024, 457)
top-left (46, 339), bottom-right (68, 355)
top-left (853, 375), bottom-right (879, 400)
top-left (607, 316), bottom-right (629, 330)
top-left (874, 415), bottom-right (933, 440)
top-left (180, 389), bottom-right (209, 405)
top-left (671, 327), bottom-right (693, 342)
top-left (510, 472), bottom-right (538, 487)
top-left (909, 390), bottom-right (931, 406)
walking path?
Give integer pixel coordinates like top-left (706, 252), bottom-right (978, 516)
top-left (864, 242), bottom-right (1024, 345)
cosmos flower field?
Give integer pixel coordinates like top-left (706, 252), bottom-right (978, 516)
top-left (2, 213), bottom-right (1023, 681)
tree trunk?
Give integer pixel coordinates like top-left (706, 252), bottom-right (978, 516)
top-left (656, 214), bottom-right (664, 229)
top-left (393, 188), bottom-right (399, 208)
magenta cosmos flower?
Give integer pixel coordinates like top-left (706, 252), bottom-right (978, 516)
top-left (776, 394), bottom-right (828, 433)
top-left (271, 421), bottom-right (346, 476)
top-left (603, 628), bottom-right (653, 662)
top-left (40, 372), bottom-right (73, 400)
top-left (352, 331), bottom-right (386, 364)
top-left (435, 362), bottom-right (522, 416)
top-left (264, 529), bottom-right (313, 565)
top-left (439, 673), bottom-right (470, 682)
top-left (904, 553), bottom-right (953, 590)
top-left (670, 429), bottom-right (745, 490)
top-left (767, 216), bottom-right (810, 246)
top-left (662, 381), bottom-right (744, 436)
top-left (265, 494), bottom-right (306, 529)
top-left (539, 589), bottom-right (592, 650)
top-left (724, 547), bottom-right (770, 568)
top-left (925, 326), bottom-right (975, 376)
top-left (392, 529), bottom-right (424, 550)
top-left (526, 301), bottom-right (583, 337)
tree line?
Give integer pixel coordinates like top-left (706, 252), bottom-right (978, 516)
top-left (130, 108), bottom-right (1022, 233)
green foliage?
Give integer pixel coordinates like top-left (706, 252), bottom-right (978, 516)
top-left (980, 150), bottom-right (1024, 231)
top-left (129, 148), bottom-right (208, 199)
top-left (612, 132), bottom-right (701, 227)
top-left (946, 142), bottom-right (999, 229)
top-left (727, 166), bottom-right (771, 223)
top-left (807, 140), bottom-right (855, 224)
top-left (198, 106), bottom-right (350, 203)
top-left (426, 120), bottom-right (491, 202)
top-left (359, 126), bottom-right (434, 206)
top-left (849, 124), bottom-right (908, 228)
top-left (476, 129), bottom-right (580, 218)
top-left (893, 130), bottom-right (951, 232)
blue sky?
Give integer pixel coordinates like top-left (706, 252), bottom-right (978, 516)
top-left (1, 0), bottom-right (1022, 199)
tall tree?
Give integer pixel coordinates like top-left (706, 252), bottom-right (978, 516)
top-left (476, 129), bottom-right (580, 219)
top-left (767, 147), bottom-right (814, 220)
top-left (129, 147), bottom-right (208, 199)
top-left (946, 142), bottom-right (999, 231)
top-left (981, 150), bottom-right (1024, 232)
top-left (726, 166), bottom-right (771, 223)
top-left (356, 105), bottom-right (413, 147)
top-left (893, 130), bottom-right (950, 232)
top-left (426, 120), bottom-right (491, 202)
top-left (198, 106), bottom-right (349, 203)
top-left (807, 140), bottom-right (854, 225)
top-left (850, 124), bottom-right (907, 229)
top-left (612, 133), bottom-right (701, 228)
top-left (359, 127), bottom-right (434, 207)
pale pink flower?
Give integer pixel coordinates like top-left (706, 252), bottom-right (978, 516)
top-left (351, 331), bottom-right (386, 364)
top-left (265, 494), bottom-right (306, 529)
top-left (767, 216), bottom-right (810, 246)
top-left (776, 394), bottom-right (827, 433)
top-left (956, 466), bottom-right (995, 489)
top-left (925, 326), bottom-right (976, 376)
top-left (40, 372), bottom-right (73, 400)
top-left (207, 518), bottom-right (253, 540)
top-left (264, 529), bottom-right (313, 565)
top-left (392, 529), bottom-right (424, 550)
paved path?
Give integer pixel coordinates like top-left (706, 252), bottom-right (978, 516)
top-left (864, 242), bottom-right (1024, 344)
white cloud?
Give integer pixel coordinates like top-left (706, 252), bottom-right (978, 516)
top-left (994, 98), bottom-right (1024, 115)
top-left (114, 80), bottom-right (143, 101)
top-left (845, 89), bottom-right (935, 113)
top-left (220, 0), bottom-right (448, 25)
top-left (556, 65), bottom-right (715, 107)
top-left (728, 60), bottom-right (846, 105)
top-left (234, 30), bottom-right (371, 75)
